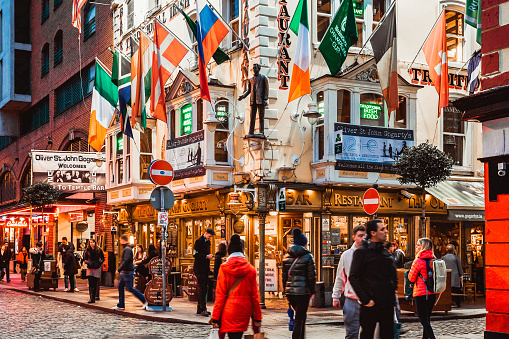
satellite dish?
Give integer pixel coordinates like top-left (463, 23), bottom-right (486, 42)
top-left (76, 221), bottom-right (88, 233)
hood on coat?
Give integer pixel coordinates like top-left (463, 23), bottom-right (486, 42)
top-left (417, 250), bottom-right (434, 259)
top-left (220, 256), bottom-right (253, 278)
top-left (288, 245), bottom-right (310, 258)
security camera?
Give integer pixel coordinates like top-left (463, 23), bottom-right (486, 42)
top-left (498, 163), bottom-right (506, 177)
top-left (400, 190), bottom-right (414, 199)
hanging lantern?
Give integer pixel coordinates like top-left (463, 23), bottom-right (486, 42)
top-left (228, 192), bottom-right (242, 215)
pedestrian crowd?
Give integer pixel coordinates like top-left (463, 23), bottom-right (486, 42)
top-left (0, 217), bottom-right (465, 339)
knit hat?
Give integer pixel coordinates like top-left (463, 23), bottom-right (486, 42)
top-left (292, 228), bottom-right (307, 246)
top-left (228, 234), bottom-right (244, 254)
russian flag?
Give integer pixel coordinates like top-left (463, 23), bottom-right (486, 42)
top-left (196, 0), bottom-right (229, 102)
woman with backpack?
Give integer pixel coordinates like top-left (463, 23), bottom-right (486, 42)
top-left (84, 239), bottom-right (105, 303)
top-left (408, 238), bottom-right (437, 339)
top-left (282, 228), bottom-right (317, 339)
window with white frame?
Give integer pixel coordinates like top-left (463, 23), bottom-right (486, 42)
top-left (443, 103), bottom-right (465, 166)
top-left (127, 0), bottom-right (134, 30)
top-left (360, 93), bottom-right (385, 127)
top-left (316, 91), bottom-right (325, 160)
top-left (115, 131), bottom-right (124, 185)
top-left (337, 89), bottom-right (351, 123)
top-left (446, 10), bottom-right (464, 62)
top-left (393, 96), bottom-right (407, 128)
top-left (215, 98), bottom-right (230, 163)
top-left (140, 128), bottom-right (153, 180)
top-left (317, 0), bottom-right (332, 41)
top-left (222, 0), bottom-right (240, 50)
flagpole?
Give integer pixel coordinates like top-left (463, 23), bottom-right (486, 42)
top-left (154, 18), bottom-right (199, 58)
top-left (203, 0), bottom-right (249, 52)
top-left (455, 49), bottom-right (481, 76)
top-left (407, 7), bottom-right (446, 71)
top-left (354, 0), bottom-right (397, 62)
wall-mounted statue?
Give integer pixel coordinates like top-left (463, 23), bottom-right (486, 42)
top-left (238, 63), bottom-right (269, 139)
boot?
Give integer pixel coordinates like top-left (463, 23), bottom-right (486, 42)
top-left (88, 290), bottom-right (95, 303)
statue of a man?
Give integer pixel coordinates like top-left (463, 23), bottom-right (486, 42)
top-left (238, 63), bottom-right (269, 138)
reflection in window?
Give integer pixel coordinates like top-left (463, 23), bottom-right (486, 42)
top-left (443, 103), bottom-right (465, 166)
top-left (140, 128), bottom-right (152, 179)
top-left (360, 93), bottom-right (385, 127)
top-left (337, 89), bottom-right (351, 123)
top-left (446, 11), bottom-right (464, 62)
top-left (317, 0), bottom-right (331, 41)
top-left (394, 96), bottom-right (406, 128)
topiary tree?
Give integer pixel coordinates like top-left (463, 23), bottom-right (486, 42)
top-left (23, 182), bottom-right (60, 247)
top-left (393, 141), bottom-right (453, 236)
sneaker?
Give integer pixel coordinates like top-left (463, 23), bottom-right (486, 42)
top-left (63, 288), bottom-right (69, 292)
top-left (112, 306), bottom-right (125, 311)
top-left (74, 288), bottom-right (80, 292)
top-left (200, 311), bottom-right (211, 317)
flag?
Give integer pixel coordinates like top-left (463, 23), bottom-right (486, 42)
top-left (371, 5), bottom-right (398, 115)
top-left (465, 0), bottom-right (481, 44)
top-left (288, 0), bottom-right (311, 102)
top-left (318, 0), bottom-right (358, 75)
top-left (112, 49), bottom-right (133, 138)
top-left (177, 6), bottom-right (230, 65)
top-left (88, 61), bottom-right (119, 152)
top-left (72, 0), bottom-right (87, 33)
top-left (151, 20), bottom-right (190, 123)
top-left (422, 11), bottom-right (449, 117)
top-left (131, 32), bottom-right (153, 129)
top-left (467, 50), bottom-right (481, 94)
top-left (196, 0), bottom-right (229, 101)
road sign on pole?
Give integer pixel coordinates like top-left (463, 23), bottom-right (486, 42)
top-left (158, 212), bottom-right (168, 226)
top-left (148, 160), bottom-right (174, 186)
top-left (150, 187), bottom-right (175, 211)
top-left (363, 188), bottom-right (380, 215)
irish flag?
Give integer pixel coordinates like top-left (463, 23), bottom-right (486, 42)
top-left (88, 61), bottom-right (118, 152)
top-left (288, 0), bottom-right (311, 102)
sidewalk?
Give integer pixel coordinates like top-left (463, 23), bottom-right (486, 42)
top-left (0, 275), bottom-right (486, 326)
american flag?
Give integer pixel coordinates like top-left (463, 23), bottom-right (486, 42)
top-left (72, 0), bottom-right (88, 33)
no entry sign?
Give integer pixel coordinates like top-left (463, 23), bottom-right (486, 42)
top-left (363, 188), bottom-right (380, 215)
top-left (148, 160), bottom-right (174, 185)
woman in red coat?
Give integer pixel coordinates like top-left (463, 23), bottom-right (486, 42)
top-left (211, 234), bottom-right (262, 339)
top-left (408, 238), bottom-right (437, 339)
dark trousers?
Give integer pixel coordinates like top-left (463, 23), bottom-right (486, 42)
top-left (196, 273), bottom-right (209, 312)
top-left (359, 303), bottom-right (394, 339)
top-left (452, 286), bottom-right (462, 306)
top-left (287, 294), bottom-right (311, 339)
top-left (0, 265), bottom-right (10, 281)
top-left (415, 294), bottom-right (436, 339)
top-left (34, 271), bottom-right (42, 291)
top-left (227, 333), bottom-right (243, 339)
top-left (88, 276), bottom-right (99, 302)
top-left (248, 104), bottom-right (265, 135)
top-left (66, 274), bottom-right (76, 292)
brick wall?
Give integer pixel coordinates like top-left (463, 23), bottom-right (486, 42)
top-left (481, 0), bottom-right (509, 88)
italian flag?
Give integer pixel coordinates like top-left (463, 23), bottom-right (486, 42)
top-left (288, 0), bottom-right (311, 102)
top-left (88, 61), bottom-right (118, 152)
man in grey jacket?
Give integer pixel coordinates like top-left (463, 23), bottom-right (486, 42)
top-left (332, 225), bottom-right (366, 339)
top-left (442, 244), bottom-right (463, 307)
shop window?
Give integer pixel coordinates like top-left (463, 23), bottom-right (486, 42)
top-left (54, 30), bottom-right (63, 66)
top-left (446, 10), bottom-right (464, 62)
top-left (41, 43), bottom-right (49, 77)
top-left (140, 128), bottom-right (152, 180)
top-left (316, 0), bottom-right (332, 42)
top-left (84, 4), bottom-right (96, 40)
top-left (337, 89), bottom-right (351, 123)
top-left (116, 132), bottom-right (124, 184)
top-left (0, 171), bottom-right (16, 204)
top-left (282, 217), bottom-right (303, 253)
top-left (443, 103), bottom-right (465, 166)
top-left (394, 96), bottom-right (407, 128)
top-left (393, 217), bottom-right (409, 256)
top-left (41, 0), bottom-right (49, 23)
top-left (331, 216), bottom-right (348, 253)
top-left (222, 0), bottom-right (240, 50)
top-left (430, 222), bottom-right (460, 258)
top-left (360, 93), bottom-right (385, 127)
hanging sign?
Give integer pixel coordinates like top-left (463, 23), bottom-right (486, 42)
top-left (278, 188), bottom-right (286, 211)
top-left (166, 130), bottom-right (205, 180)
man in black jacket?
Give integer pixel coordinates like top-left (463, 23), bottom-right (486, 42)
top-left (349, 219), bottom-right (398, 339)
top-left (113, 234), bottom-right (148, 311)
top-left (0, 243), bottom-right (12, 282)
top-left (193, 227), bottom-right (215, 316)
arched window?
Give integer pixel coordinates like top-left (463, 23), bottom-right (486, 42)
top-left (84, 3), bottom-right (96, 39)
top-left (41, 43), bottom-right (49, 77)
top-left (21, 163), bottom-right (31, 191)
top-left (0, 172), bottom-right (16, 204)
top-left (54, 30), bottom-right (63, 66)
top-left (360, 93), bottom-right (385, 127)
top-left (65, 138), bottom-right (89, 152)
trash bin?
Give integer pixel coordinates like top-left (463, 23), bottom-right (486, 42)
top-left (312, 281), bottom-right (325, 308)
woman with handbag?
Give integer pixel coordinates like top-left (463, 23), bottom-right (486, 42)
top-left (63, 244), bottom-right (78, 293)
top-left (29, 242), bottom-right (45, 292)
top-left (17, 247), bottom-right (29, 282)
top-left (211, 234), bottom-right (262, 339)
top-left (84, 239), bottom-right (105, 303)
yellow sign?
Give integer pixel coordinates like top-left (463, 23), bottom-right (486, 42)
top-left (338, 170), bottom-right (368, 178)
top-left (379, 173), bottom-right (401, 179)
top-left (110, 191), bottom-right (119, 199)
top-left (122, 188), bottom-right (132, 197)
top-left (190, 176), bottom-right (204, 183)
top-left (172, 179), bottom-right (185, 186)
top-left (139, 188), bottom-right (153, 195)
top-left (213, 172), bottom-right (229, 181)
top-left (316, 169), bottom-right (326, 178)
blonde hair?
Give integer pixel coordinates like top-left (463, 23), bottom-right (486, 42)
top-left (417, 238), bottom-right (433, 251)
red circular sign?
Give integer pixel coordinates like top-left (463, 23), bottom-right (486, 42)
top-left (363, 188), bottom-right (380, 215)
top-left (148, 160), bottom-right (174, 185)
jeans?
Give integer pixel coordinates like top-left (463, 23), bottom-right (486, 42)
top-left (415, 294), bottom-right (436, 339)
top-left (343, 297), bottom-right (361, 339)
top-left (196, 273), bottom-right (209, 312)
top-left (64, 274), bottom-right (76, 290)
top-left (66, 275), bottom-right (76, 291)
top-left (0, 266), bottom-right (9, 281)
top-left (117, 271), bottom-right (146, 308)
top-left (359, 303), bottom-right (394, 339)
top-left (287, 294), bottom-right (311, 339)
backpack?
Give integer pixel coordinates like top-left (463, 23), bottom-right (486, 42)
top-left (419, 258), bottom-right (447, 294)
top-left (404, 270), bottom-right (415, 300)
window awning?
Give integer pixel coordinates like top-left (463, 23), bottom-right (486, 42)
top-left (426, 180), bottom-right (484, 210)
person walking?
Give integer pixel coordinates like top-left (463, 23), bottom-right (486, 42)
top-left (442, 244), bottom-right (463, 307)
top-left (58, 237), bottom-right (78, 292)
top-left (63, 244), bottom-right (78, 293)
top-left (0, 243), bottom-right (11, 282)
top-left (84, 239), bottom-right (105, 303)
top-left (282, 228), bottom-right (317, 339)
top-left (211, 234), bottom-right (262, 339)
top-left (408, 238), bottom-right (437, 339)
top-left (113, 234), bottom-right (148, 311)
top-left (349, 219), bottom-right (398, 339)
top-left (29, 242), bottom-right (45, 292)
top-left (332, 225), bottom-right (366, 339)
top-left (393, 243), bottom-right (406, 269)
top-left (17, 247), bottom-right (29, 282)
top-left (214, 243), bottom-right (227, 281)
top-left (193, 227), bottom-right (216, 316)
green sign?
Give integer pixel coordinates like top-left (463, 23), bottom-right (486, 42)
top-left (215, 103), bottom-right (228, 128)
top-left (116, 133), bottom-right (123, 152)
top-left (318, 102), bottom-right (325, 115)
top-left (353, 0), bottom-right (363, 17)
top-left (181, 103), bottom-right (193, 135)
top-left (360, 102), bottom-right (382, 120)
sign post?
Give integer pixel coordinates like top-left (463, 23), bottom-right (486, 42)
top-left (363, 188), bottom-right (380, 217)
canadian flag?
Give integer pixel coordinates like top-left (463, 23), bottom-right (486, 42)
top-left (422, 11), bottom-right (449, 117)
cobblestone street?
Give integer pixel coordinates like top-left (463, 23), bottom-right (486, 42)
top-left (0, 289), bottom-right (485, 339)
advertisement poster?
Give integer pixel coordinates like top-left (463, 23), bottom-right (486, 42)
top-left (255, 259), bottom-right (278, 292)
top-left (334, 123), bottom-right (414, 173)
top-left (31, 151), bottom-right (106, 192)
top-left (166, 130), bottom-right (205, 180)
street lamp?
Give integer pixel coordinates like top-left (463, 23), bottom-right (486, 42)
top-left (228, 192), bottom-right (242, 215)
top-left (303, 102), bottom-right (320, 125)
